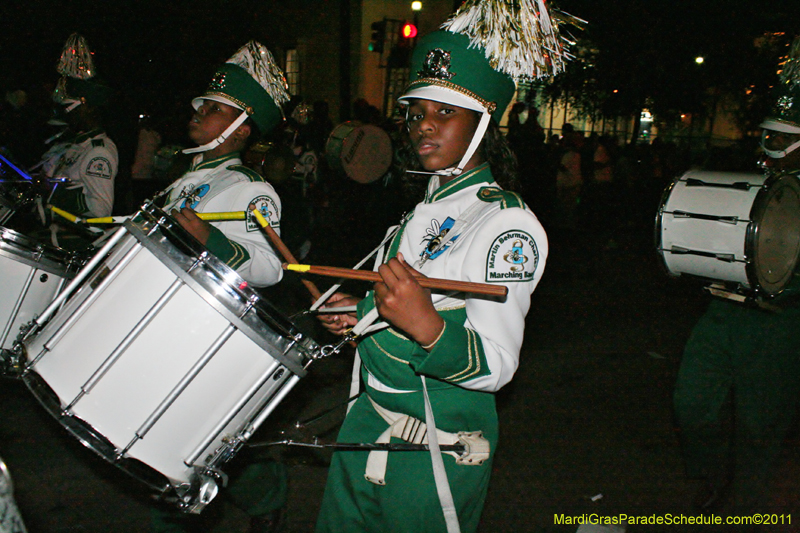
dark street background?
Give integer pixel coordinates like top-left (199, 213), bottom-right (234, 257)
top-left (2, 225), bottom-right (797, 532)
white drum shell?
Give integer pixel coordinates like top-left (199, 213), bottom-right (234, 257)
top-left (657, 170), bottom-right (800, 295)
top-left (21, 212), bottom-right (314, 492)
top-left (0, 228), bottom-right (73, 351)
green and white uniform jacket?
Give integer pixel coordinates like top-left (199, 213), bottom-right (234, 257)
top-left (41, 129), bottom-right (117, 217)
top-left (358, 162), bottom-right (547, 399)
top-left (162, 153), bottom-right (283, 288)
top-left (316, 163), bottom-right (547, 533)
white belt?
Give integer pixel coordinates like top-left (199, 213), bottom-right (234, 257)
top-left (366, 369), bottom-right (414, 394)
top-left (364, 395), bottom-right (490, 486)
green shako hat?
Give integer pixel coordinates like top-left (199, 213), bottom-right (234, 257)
top-left (761, 36), bottom-right (800, 134)
top-left (52, 33), bottom-right (111, 109)
top-left (402, 31), bottom-right (515, 122)
top-left (185, 41), bottom-right (290, 154)
top-left (398, 0), bottom-right (582, 176)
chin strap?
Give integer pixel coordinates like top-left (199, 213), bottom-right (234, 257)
top-left (763, 140), bottom-right (800, 159)
top-left (62, 98), bottom-right (83, 113)
top-left (407, 111), bottom-right (492, 177)
top-left (761, 130), bottom-right (800, 159)
top-left (183, 109), bottom-right (249, 155)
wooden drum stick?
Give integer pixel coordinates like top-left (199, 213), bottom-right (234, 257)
top-left (283, 263), bottom-right (508, 298)
top-left (250, 207), bottom-right (323, 301)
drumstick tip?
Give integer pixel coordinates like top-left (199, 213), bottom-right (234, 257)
top-left (284, 263), bottom-right (311, 273)
top-left (250, 206), bottom-right (270, 228)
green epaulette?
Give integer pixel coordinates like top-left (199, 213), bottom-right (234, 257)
top-left (228, 164), bottom-right (265, 183)
top-left (477, 186), bottom-right (525, 209)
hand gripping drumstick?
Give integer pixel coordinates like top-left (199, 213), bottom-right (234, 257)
top-left (284, 263), bottom-right (508, 298)
top-left (249, 207), bottom-right (324, 301)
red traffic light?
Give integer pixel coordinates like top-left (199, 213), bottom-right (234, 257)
top-left (401, 23), bottom-right (418, 39)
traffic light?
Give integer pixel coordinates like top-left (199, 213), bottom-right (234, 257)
top-left (400, 22), bottom-right (418, 40)
top-left (369, 20), bottom-right (387, 53)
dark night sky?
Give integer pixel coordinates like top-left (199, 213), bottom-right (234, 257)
top-left (2, 0), bottom-right (800, 121)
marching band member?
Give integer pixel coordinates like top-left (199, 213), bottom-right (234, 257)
top-left (158, 41), bottom-right (291, 288)
top-left (151, 42), bottom-right (291, 533)
top-left (315, 1), bottom-right (580, 531)
top-left (35, 34), bottom-right (117, 222)
top-left (674, 36), bottom-right (800, 520)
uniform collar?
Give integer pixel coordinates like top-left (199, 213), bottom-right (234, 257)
top-left (73, 128), bottom-right (104, 144)
top-left (190, 152), bottom-right (240, 172)
top-left (425, 163), bottom-right (493, 203)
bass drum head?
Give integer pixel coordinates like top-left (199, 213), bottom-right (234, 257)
top-left (749, 173), bottom-right (800, 294)
top-left (325, 121), bottom-right (392, 184)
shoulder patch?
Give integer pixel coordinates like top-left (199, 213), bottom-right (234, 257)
top-left (85, 157), bottom-right (113, 179)
top-left (485, 229), bottom-right (539, 283)
top-left (477, 187), bottom-right (525, 209)
top-left (245, 194), bottom-right (280, 232)
top-left (91, 138), bottom-right (105, 147)
top-left (228, 164), bottom-right (265, 183)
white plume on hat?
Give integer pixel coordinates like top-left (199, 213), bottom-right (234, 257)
top-left (442, 0), bottom-right (585, 81)
top-left (57, 33), bottom-right (95, 80)
top-left (226, 41), bottom-right (290, 111)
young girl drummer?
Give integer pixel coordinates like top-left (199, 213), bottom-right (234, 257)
top-left (315, 5), bottom-right (574, 529)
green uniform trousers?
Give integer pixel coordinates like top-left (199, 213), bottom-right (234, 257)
top-left (315, 393), bottom-right (494, 533)
top-left (674, 298), bottom-right (800, 512)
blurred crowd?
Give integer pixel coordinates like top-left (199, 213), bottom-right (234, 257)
top-left (1, 82), bottom-right (768, 270)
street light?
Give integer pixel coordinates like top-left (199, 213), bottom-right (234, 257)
top-left (695, 56), bottom-right (705, 65)
top-left (412, 1), bottom-right (422, 11)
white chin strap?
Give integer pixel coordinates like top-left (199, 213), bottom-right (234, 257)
top-left (408, 111), bottom-right (492, 177)
top-left (762, 130), bottom-right (800, 159)
top-left (183, 110), bottom-right (249, 155)
top-left (763, 140), bottom-right (800, 159)
top-left (62, 99), bottom-right (83, 113)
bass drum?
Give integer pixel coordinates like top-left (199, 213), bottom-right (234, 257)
top-left (16, 203), bottom-right (321, 513)
top-left (656, 170), bottom-right (800, 296)
top-left (325, 121), bottom-right (392, 184)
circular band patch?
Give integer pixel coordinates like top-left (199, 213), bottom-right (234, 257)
top-left (485, 230), bottom-right (539, 282)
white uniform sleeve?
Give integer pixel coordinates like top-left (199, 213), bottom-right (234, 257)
top-left (75, 143), bottom-right (117, 217)
top-left (207, 181), bottom-right (284, 288)
top-left (414, 207), bottom-right (548, 392)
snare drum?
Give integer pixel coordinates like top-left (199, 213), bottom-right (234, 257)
top-left (0, 227), bottom-right (78, 352)
top-left (325, 121), bottom-right (392, 183)
top-left (16, 204), bottom-right (320, 512)
top-left (656, 170), bottom-right (800, 296)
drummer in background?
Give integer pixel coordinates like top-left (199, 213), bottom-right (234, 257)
top-left (673, 36), bottom-right (800, 522)
top-left (32, 34), bottom-right (117, 242)
top-left (158, 41), bottom-right (290, 288)
top-left (151, 41), bottom-right (292, 533)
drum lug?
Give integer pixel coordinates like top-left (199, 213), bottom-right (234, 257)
top-left (187, 251), bottom-right (209, 273)
top-left (1, 339), bottom-right (29, 377)
top-left (177, 469), bottom-right (226, 514)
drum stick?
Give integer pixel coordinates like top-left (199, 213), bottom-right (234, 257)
top-left (83, 212), bottom-right (247, 225)
top-left (250, 207), bottom-right (323, 301)
top-left (0, 153), bottom-right (34, 181)
top-left (283, 263), bottom-right (508, 298)
top-left (85, 216), bottom-right (129, 224)
top-left (197, 211), bottom-right (246, 221)
top-left (50, 205), bottom-right (81, 223)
